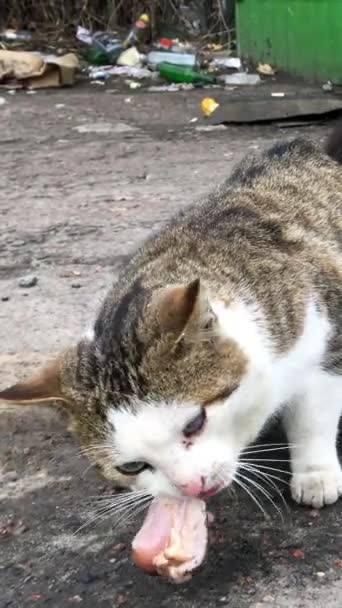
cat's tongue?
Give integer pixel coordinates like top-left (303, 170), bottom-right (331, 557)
top-left (132, 495), bottom-right (208, 583)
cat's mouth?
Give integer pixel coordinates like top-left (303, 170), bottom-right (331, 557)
top-left (198, 482), bottom-right (223, 499)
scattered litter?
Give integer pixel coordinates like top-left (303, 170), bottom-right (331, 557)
top-left (0, 30), bottom-right (32, 44)
top-left (201, 97), bottom-right (219, 116)
top-left (67, 596), bottom-right (82, 604)
top-left (117, 47), bottom-right (142, 68)
top-left (73, 122), bottom-right (137, 134)
top-left (124, 13), bottom-right (150, 48)
top-left (195, 124), bottom-right (226, 132)
top-left (1, 296), bottom-right (9, 302)
top-left (77, 27), bottom-right (124, 65)
top-left (147, 50), bottom-right (197, 68)
top-left (257, 63), bottom-right (275, 76)
top-left (125, 79), bottom-right (141, 89)
top-left (18, 275), bottom-right (38, 288)
top-left (91, 79), bottom-right (106, 86)
top-left (0, 96), bottom-right (6, 105)
top-left (158, 63), bottom-right (215, 85)
top-left (323, 80), bottom-right (333, 92)
top-left (155, 38), bottom-right (174, 50)
top-left (0, 51), bottom-right (79, 89)
top-left (148, 82), bottom-right (194, 92)
top-left (220, 72), bottom-right (261, 86)
top-left (90, 65), bottom-right (152, 80)
top-left (210, 56), bottom-right (241, 70)
top-left (55, 103), bottom-right (66, 109)
top-left (189, 117), bottom-right (198, 123)
top-left (316, 571), bottom-right (325, 578)
top-left (271, 92), bottom-right (285, 97)
top-left (26, 89), bottom-right (36, 94)
top-left (71, 282), bottom-right (82, 289)
top-left (334, 560), bottom-right (342, 568)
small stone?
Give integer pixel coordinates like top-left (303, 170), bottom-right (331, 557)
top-left (263, 595), bottom-right (275, 602)
top-left (1, 296), bottom-right (9, 302)
top-left (68, 596), bottom-right (82, 604)
top-left (116, 594), bottom-right (128, 606)
top-left (18, 275), bottom-right (38, 288)
top-left (111, 542), bottom-right (126, 553)
top-left (291, 548), bottom-right (305, 560)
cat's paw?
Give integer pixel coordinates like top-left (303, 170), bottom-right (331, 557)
top-left (291, 468), bottom-right (342, 509)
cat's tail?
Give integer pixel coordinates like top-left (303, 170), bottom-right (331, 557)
top-left (326, 120), bottom-right (342, 164)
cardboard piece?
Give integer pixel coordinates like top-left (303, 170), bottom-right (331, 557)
top-left (0, 50), bottom-right (79, 88)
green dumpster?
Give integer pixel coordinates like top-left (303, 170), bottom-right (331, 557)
top-left (236, 0), bottom-right (342, 83)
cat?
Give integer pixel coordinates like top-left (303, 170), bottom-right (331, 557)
top-left (2, 126), bottom-right (342, 512)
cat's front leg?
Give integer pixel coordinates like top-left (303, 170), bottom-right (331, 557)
top-left (282, 370), bottom-right (342, 509)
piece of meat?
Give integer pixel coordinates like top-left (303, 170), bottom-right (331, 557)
top-left (132, 495), bottom-right (208, 583)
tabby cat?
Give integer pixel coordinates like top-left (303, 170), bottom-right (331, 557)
top-left (2, 127), bottom-right (342, 510)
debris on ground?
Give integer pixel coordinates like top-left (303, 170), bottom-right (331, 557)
top-left (0, 29), bottom-right (32, 45)
top-left (257, 63), bottom-right (275, 76)
top-left (201, 96), bottom-right (220, 116)
top-left (220, 72), bottom-right (261, 86)
top-left (0, 50), bottom-right (79, 89)
top-left (147, 50), bottom-right (197, 68)
top-left (18, 275), bottom-right (38, 288)
top-left (117, 47), bottom-right (142, 68)
top-left (323, 80), bottom-right (333, 92)
top-left (158, 63), bottom-right (215, 85)
top-left (124, 13), bottom-right (150, 48)
top-left (209, 56), bottom-right (241, 70)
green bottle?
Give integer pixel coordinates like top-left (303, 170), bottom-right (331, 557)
top-left (158, 62), bottom-right (216, 85)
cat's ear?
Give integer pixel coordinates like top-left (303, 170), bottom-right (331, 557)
top-left (0, 357), bottom-right (69, 405)
top-left (157, 279), bottom-right (213, 339)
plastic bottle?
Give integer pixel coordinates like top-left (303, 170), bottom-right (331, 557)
top-left (124, 14), bottom-right (150, 48)
top-left (158, 63), bottom-right (216, 85)
top-left (147, 51), bottom-right (197, 68)
top-left (92, 32), bottom-right (124, 64)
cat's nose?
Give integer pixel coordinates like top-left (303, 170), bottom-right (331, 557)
top-left (179, 478), bottom-right (205, 497)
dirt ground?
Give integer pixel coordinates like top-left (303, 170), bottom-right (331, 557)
top-left (0, 87), bottom-right (341, 608)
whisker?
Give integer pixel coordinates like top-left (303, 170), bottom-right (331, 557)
top-left (240, 458), bottom-right (292, 463)
top-left (239, 462), bottom-right (291, 476)
top-left (241, 443), bottom-right (298, 450)
top-left (240, 463), bottom-right (290, 486)
top-left (240, 464), bottom-right (289, 512)
top-left (113, 495), bottom-right (153, 530)
top-left (233, 474), bottom-right (269, 520)
top-left (74, 493), bottom-right (151, 535)
top-left (241, 446), bottom-right (295, 455)
top-left (236, 470), bottom-right (284, 521)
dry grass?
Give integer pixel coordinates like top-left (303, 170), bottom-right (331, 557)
top-left (0, 1), bottom-right (234, 43)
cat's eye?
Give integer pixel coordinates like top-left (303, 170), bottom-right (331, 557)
top-left (116, 461), bottom-right (149, 476)
top-left (183, 408), bottom-right (207, 438)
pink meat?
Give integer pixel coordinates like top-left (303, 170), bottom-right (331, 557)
top-left (132, 495), bottom-right (208, 583)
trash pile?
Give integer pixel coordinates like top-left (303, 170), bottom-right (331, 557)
top-left (76, 14), bottom-right (265, 91)
top-left (0, 14), bottom-right (269, 91)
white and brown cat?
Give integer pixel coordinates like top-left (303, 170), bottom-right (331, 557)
top-left (1, 127), bottom-right (342, 579)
